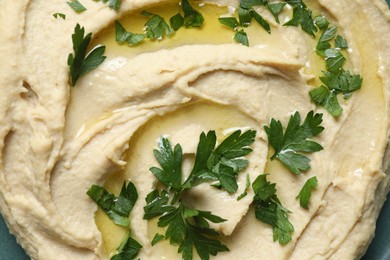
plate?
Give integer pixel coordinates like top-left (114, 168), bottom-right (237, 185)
top-left (1, 0), bottom-right (389, 259)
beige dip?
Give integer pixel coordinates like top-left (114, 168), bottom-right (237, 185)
top-left (0, 0), bottom-right (390, 259)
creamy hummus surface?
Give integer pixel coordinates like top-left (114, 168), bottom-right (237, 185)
top-left (0, 0), bottom-right (390, 259)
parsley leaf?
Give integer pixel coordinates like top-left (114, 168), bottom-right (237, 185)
top-left (218, 17), bottom-right (248, 46)
top-left (264, 111), bottom-right (324, 174)
top-left (95, 0), bottom-right (121, 11)
top-left (67, 24), bottom-right (106, 86)
top-left (53, 13), bottom-right (66, 19)
top-left (218, 17), bottom-right (239, 29)
top-left (170, 13), bottom-right (185, 31)
top-left (151, 233), bottom-right (165, 246)
top-left (335, 35), bottom-right (348, 49)
top-left (296, 176), bottom-right (318, 208)
top-left (237, 174), bottom-right (251, 201)
top-left (170, 0), bottom-right (204, 31)
top-left (284, 0), bottom-right (317, 36)
top-left (150, 137), bottom-right (183, 193)
top-left (142, 11), bottom-right (173, 40)
top-left (184, 130), bottom-right (256, 193)
top-left (266, 3), bottom-right (286, 23)
top-left (324, 48), bottom-right (346, 73)
top-left (252, 174), bottom-right (294, 245)
top-left (313, 15), bottom-right (329, 30)
top-left (67, 0), bottom-right (86, 13)
top-left (111, 232), bottom-right (142, 260)
top-left (181, 0), bottom-right (204, 28)
top-left (115, 21), bottom-right (145, 46)
top-left (234, 29), bottom-right (249, 46)
top-left (310, 70), bottom-right (362, 116)
top-left (87, 181), bottom-right (138, 227)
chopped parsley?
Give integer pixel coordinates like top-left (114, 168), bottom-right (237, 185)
top-left (87, 181), bottom-right (138, 227)
top-left (67, 24), bottom-right (106, 86)
top-left (144, 130), bottom-right (256, 259)
top-left (264, 111), bottom-right (324, 174)
top-left (309, 11), bottom-right (363, 116)
top-left (115, 21), bottom-right (145, 46)
top-left (142, 11), bottom-right (174, 40)
top-left (96, 0), bottom-right (122, 11)
top-left (237, 174), bottom-right (251, 201)
top-left (283, 0), bottom-right (317, 36)
top-left (296, 176), bottom-right (318, 208)
top-left (219, 0), bottom-right (290, 46)
top-left (53, 13), bottom-right (66, 19)
top-left (309, 70), bottom-right (362, 117)
top-left (266, 3), bottom-right (286, 23)
top-left (252, 174), bottom-right (294, 245)
top-left (111, 232), bottom-right (142, 260)
top-left (171, 0), bottom-right (204, 29)
top-left (335, 35), bottom-right (348, 49)
top-left (67, 0), bottom-right (87, 13)
top-left (87, 181), bottom-right (142, 259)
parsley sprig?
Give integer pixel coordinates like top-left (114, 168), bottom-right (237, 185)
top-left (252, 174), bottom-right (294, 245)
top-left (68, 24), bottom-right (106, 86)
top-left (87, 181), bottom-right (142, 259)
top-left (264, 111), bottom-right (324, 174)
top-left (144, 130), bottom-right (256, 259)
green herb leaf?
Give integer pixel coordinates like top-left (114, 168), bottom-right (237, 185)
top-left (284, 0), bottom-right (317, 36)
top-left (313, 15), bottom-right (329, 30)
top-left (87, 181), bottom-right (138, 227)
top-left (150, 137), bottom-right (183, 192)
top-left (335, 35), bottom-right (348, 49)
top-left (67, 0), bottom-right (86, 13)
top-left (310, 70), bottom-right (362, 116)
top-left (309, 85), bottom-right (342, 117)
top-left (170, 13), bottom-right (185, 31)
top-left (324, 48), bottom-right (346, 73)
top-left (109, 0), bottom-right (121, 11)
top-left (234, 29), bottom-right (249, 46)
top-left (251, 10), bottom-right (271, 33)
top-left (240, 0), bottom-right (268, 9)
top-left (218, 17), bottom-right (240, 29)
top-left (67, 24), bottom-right (106, 86)
top-left (264, 111), bottom-right (324, 174)
top-left (237, 174), bottom-right (251, 200)
top-left (142, 11), bottom-right (173, 40)
top-left (252, 174), bottom-right (294, 245)
top-left (181, 0), bottom-right (204, 28)
top-left (115, 21), bottom-right (145, 46)
top-left (95, 0), bottom-right (121, 11)
top-left (296, 176), bottom-right (318, 208)
top-left (151, 233), bottom-right (165, 246)
top-left (266, 3), bottom-right (286, 23)
top-left (238, 6), bottom-right (252, 26)
top-left (144, 197), bottom-right (228, 260)
top-left (145, 130), bottom-right (256, 259)
top-left (111, 232), bottom-right (142, 260)
top-left (53, 13), bottom-right (66, 19)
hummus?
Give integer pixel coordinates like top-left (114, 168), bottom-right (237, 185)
top-left (0, 0), bottom-right (390, 259)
